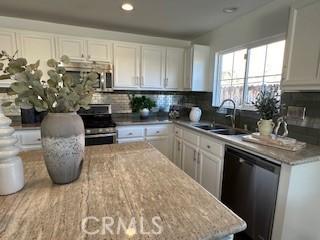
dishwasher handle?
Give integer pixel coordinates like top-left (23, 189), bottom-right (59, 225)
top-left (225, 146), bottom-right (280, 175)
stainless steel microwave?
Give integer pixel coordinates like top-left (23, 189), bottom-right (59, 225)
top-left (63, 61), bottom-right (113, 92)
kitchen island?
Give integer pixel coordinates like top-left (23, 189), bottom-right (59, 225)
top-left (0, 142), bottom-right (245, 240)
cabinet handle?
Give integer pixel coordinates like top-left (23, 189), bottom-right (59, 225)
top-left (81, 53), bottom-right (84, 58)
top-left (37, 138), bottom-right (41, 141)
top-left (178, 141), bottom-right (180, 151)
top-left (207, 145), bottom-right (211, 149)
top-left (128, 132), bottom-right (133, 135)
top-left (141, 76), bottom-right (144, 86)
top-left (135, 76), bottom-right (140, 85)
top-left (193, 150), bottom-right (196, 162)
top-left (156, 131), bottom-right (160, 134)
top-left (197, 151), bottom-right (200, 164)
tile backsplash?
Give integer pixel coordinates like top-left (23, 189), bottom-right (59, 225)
top-left (2, 87), bottom-right (320, 145)
top-left (91, 91), bottom-right (190, 113)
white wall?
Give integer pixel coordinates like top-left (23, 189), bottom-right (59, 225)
top-left (0, 16), bottom-right (190, 48)
top-left (193, 0), bottom-right (293, 52)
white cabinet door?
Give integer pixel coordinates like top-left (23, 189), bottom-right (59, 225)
top-left (165, 47), bottom-right (184, 90)
top-left (87, 39), bottom-right (112, 62)
top-left (113, 42), bottom-right (140, 89)
top-left (282, 0), bottom-right (320, 90)
top-left (57, 36), bottom-right (86, 61)
top-left (18, 32), bottom-right (56, 80)
top-left (140, 45), bottom-right (165, 89)
top-left (182, 141), bottom-right (198, 180)
top-left (191, 45), bottom-right (211, 91)
top-left (0, 29), bottom-right (17, 87)
top-left (147, 136), bottom-right (170, 159)
top-left (173, 137), bottom-right (182, 168)
top-left (198, 150), bottom-right (222, 198)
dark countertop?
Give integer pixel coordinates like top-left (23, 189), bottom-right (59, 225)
top-left (112, 113), bottom-right (173, 126)
top-left (12, 115), bottom-right (320, 166)
top-left (175, 120), bottom-right (320, 166)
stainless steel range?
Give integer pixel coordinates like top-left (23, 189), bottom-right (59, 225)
top-left (78, 104), bottom-right (116, 146)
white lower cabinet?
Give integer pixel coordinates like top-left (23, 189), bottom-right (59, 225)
top-left (173, 136), bottom-right (182, 168)
top-left (198, 150), bottom-right (222, 198)
top-left (14, 129), bottom-right (42, 151)
top-left (177, 126), bottom-right (224, 198)
top-left (182, 140), bottom-right (198, 180)
top-left (146, 136), bottom-right (171, 159)
top-left (116, 124), bottom-right (173, 160)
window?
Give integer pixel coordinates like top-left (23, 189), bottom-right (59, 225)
top-left (214, 39), bottom-right (286, 108)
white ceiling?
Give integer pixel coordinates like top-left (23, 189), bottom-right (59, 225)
top-left (0, 0), bottom-right (276, 39)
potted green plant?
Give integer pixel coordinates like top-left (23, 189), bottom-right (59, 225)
top-left (0, 51), bottom-right (97, 184)
top-left (128, 95), bottom-right (156, 119)
top-left (253, 87), bottom-right (280, 136)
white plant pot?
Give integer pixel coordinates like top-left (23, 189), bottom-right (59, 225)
top-left (140, 108), bottom-right (150, 119)
top-left (257, 119), bottom-right (275, 136)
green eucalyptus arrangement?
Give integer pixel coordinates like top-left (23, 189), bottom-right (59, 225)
top-left (128, 95), bottom-right (156, 112)
top-left (0, 50), bottom-right (97, 112)
top-left (253, 86), bottom-right (280, 120)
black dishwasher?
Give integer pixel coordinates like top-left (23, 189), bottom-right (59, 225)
top-left (221, 146), bottom-right (280, 240)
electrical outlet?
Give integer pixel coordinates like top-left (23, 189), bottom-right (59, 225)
top-left (286, 106), bottom-right (306, 120)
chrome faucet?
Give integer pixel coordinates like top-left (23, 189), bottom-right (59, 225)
top-left (217, 99), bottom-right (236, 128)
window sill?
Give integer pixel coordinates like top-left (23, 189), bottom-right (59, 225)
top-left (212, 104), bottom-right (257, 112)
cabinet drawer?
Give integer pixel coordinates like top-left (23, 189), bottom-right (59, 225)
top-left (19, 130), bottom-right (41, 145)
top-left (200, 136), bottom-right (224, 158)
top-left (183, 129), bottom-right (199, 146)
top-left (117, 138), bottom-right (144, 144)
top-left (117, 127), bottom-right (144, 139)
top-left (146, 125), bottom-right (169, 136)
top-left (174, 126), bottom-right (183, 138)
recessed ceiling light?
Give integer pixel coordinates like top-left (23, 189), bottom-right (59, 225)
top-left (121, 3), bottom-right (134, 11)
top-left (223, 7), bottom-right (238, 13)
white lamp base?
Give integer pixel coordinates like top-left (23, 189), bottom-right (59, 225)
top-left (0, 157), bottom-right (24, 195)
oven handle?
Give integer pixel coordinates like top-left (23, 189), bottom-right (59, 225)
top-left (85, 133), bottom-right (117, 138)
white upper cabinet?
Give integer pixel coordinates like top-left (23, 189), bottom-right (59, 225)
top-left (184, 45), bottom-right (211, 92)
top-left (18, 32), bottom-right (56, 80)
top-left (87, 39), bottom-right (112, 62)
top-left (113, 42), bottom-right (140, 89)
top-left (282, 0), bottom-right (320, 91)
top-left (140, 45), bottom-right (165, 89)
top-left (165, 47), bottom-right (184, 90)
top-left (0, 29), bottom-right (17, 87)
top-left (57, 36), bottom-right (86, 61)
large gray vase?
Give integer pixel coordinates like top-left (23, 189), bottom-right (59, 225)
top-left (41, 112), bottom-right (85, 184)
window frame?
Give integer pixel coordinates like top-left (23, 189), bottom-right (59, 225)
top-left (212, 33), bottom-right (286, 110)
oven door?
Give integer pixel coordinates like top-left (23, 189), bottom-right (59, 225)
top-left (85, 133), bottom-right (116, 146)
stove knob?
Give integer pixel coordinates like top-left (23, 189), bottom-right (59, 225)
top-left (86, 129), bottom-right (91, 134)
top-left (99, 129), bottom-right (103, 133)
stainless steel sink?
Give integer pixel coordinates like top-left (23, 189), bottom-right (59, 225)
top-left (193, 124), bottom-right (227, 131)
top-left (212, 129), bottom-right (248, 135)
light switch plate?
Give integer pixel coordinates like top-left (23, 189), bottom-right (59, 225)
top-left (286, 106), bottom-right (306, 120)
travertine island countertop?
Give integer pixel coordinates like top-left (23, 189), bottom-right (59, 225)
top-left (0, 142), bottom-right (246, 240)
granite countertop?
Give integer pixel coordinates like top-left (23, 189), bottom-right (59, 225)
top-left (175, 120), bottom-right (320, 166)
top-left (0, 142), bottom-right (246, 240)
